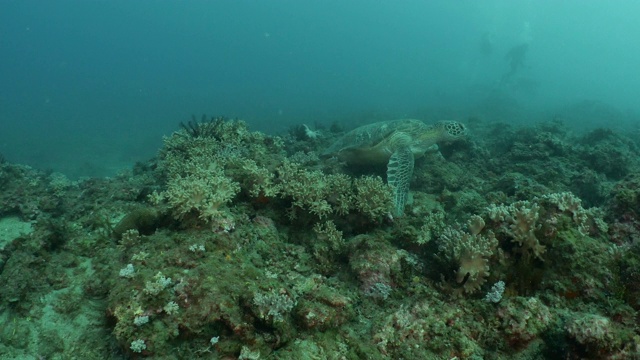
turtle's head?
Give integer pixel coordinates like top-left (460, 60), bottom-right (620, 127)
top-left (434, 121), bottom-right (467, 142)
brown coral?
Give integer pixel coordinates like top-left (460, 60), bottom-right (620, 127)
top-left (438, 226), bottom-right (498, 293)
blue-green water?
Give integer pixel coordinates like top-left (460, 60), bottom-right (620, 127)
top-left (1, 1), bottom-right (640, 178)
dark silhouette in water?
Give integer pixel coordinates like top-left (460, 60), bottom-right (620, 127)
top-left (479, 33), bottom-right (494, 56)
top-left (501, 43), bottom-right (529, 83)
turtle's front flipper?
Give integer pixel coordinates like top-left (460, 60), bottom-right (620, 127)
top-left (387, 146), bottom-right (414, 216)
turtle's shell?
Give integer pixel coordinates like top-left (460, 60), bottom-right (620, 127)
top-left (323, 119), bottom-right (465, 166)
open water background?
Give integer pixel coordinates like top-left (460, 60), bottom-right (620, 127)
top-left (1, 1), bottom-right (639, 178)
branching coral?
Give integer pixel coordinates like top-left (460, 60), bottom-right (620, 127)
top-left (157, 163), bottom-right (239, 227)
top-left (277, 160), bottom-right (392, 222)
top-left (239, 159), bottom-right (281, 198)
top-left (416, 210), bottom-right (446, 245)
top-left (277, 160), bottom-right (351, 219)
top-left (178, 115), bottom-right (264, 147)
top-left (150, 116), bottom-right (398, 253)
top-left (353, 176), bottom-right (394, 221)
top-left (313, 220), bottom-right (344, 252)
top-left (252, 288), bottom-right (297, 323)
top-left (153, 118), bottom-right (288, 231)
top-left (156, 118), bottom-right (394, 234)
top-left (160, 117), bottom-right (281, 179)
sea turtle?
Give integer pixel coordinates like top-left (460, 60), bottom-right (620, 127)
top-left (322, 119), bottom-right (467, 216)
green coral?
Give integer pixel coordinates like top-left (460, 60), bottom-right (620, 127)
top-left (239, 158), bottom-right (281, 197)
top-left (313, 220), bottom-right (344, 252)
top-left (157, 163), bottom-right (239, 226)
top-left (353, 176), bottom-right (394, 221)
top-left (497, 296), bottom-right (553, 347)
top-left (415, 210), bottom-right (446, 245)
top-left (277, 160), bottom-right (393, 222)
top-left (154, 119), bottom-right (393, 235)
top-left (277, 160), bottom-right (351, 219)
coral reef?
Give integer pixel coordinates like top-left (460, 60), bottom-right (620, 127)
top-left (0, 116), bottom-right (639, 359)
top-left (437, 223), bottom-right (498, 293)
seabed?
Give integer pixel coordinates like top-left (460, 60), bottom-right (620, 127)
top-left (0, 116), bottom-right (639, 359)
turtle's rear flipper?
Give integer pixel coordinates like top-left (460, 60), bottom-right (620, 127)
top-left (387, 146), bottom-right (414, 216)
